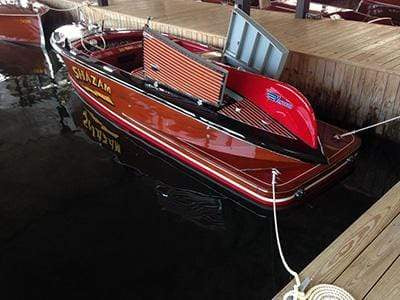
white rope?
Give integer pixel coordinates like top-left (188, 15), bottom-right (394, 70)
top-left (271, 170), bottom-right (355, 300)
top-left (335, 115), bottom-right (400, 139)
top-left (45, 5), bottom-right (81, 11)
top-left (43, 1), bottom-right (92, 12)
top-left (271, 169), bottom-right (302, 299)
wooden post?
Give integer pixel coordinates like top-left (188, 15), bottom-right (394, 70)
top-left (236, 0), bottom-right (251, 15)
top-left (259, 0), bottom-right (270, 9)
top-left (97, 0), bottom-right (108, 7)
top-left (295, 0), bottom-right (310, 19)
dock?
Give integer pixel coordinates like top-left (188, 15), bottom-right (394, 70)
top-left (274, 181), bottom-right (400, 299)
top-left (42, 0), bottom-right (400, 143)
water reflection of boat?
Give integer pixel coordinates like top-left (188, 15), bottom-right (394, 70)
top-left (69, 91), bottom-right (234, 225)
top-left (0, 41), bottom-right (51, 76)
top-left (0, 1), bottom-right (49, 46)
top-left (156, 186), bottom-right (226, 230)
top-left (52, 9), bottom-right (361, 209)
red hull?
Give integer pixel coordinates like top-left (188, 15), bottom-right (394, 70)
top-left (0, 3), bottom-right (48, 46)
top-left (60, 57), bottom-right (359, 208)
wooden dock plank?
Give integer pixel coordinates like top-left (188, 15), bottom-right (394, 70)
top-left (274, 182), bottom-right (400, 299)
top-left (334, 212), bottom-right (400, 299)
top-left (365, 256), bottom-right (400, 300)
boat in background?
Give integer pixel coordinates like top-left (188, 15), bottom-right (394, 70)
top-left (353, 0), bottom-right (400, 25)
top-left (0, 0), bottom-right (49, 46)
top-left (270, 0), bottom-right (400, 25)
top-left (51, 9), bottom-right (361, 209)
top-left (201, 0), bottom-right (399, 25)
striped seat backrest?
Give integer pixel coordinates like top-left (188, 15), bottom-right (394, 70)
top-left (143, 27), bottom-right (228, 107)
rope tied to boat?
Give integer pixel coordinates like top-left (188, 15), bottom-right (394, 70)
top-left (43, 0), bottom-right (92, 12)
top-left (334, 115), bottom-right (400, 139)
top-left (271, 170), bottom-right (354, 300)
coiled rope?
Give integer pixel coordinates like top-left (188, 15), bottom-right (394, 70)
top-left (271, 169), bottom-right (354, 300)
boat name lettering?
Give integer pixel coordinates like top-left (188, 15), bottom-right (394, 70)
top-left (82, 110), bottom-right (121, 154)
top-left (72, 66), bottom-right (112, 94)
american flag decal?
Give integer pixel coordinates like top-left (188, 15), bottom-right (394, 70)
top-left (266, 89), bottom-right (293, 110)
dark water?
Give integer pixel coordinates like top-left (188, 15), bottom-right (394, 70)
top-left (1, 40), bottom-right (400, 300)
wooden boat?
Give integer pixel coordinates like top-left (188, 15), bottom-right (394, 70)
top-left (264, 0), bottom-right (400, 25)
top-left (355, 0), bottom-right (400, 25)
top-left (51, 9), bottom-right (361, 209)
top-left (0, 0), bottom-right (49, 46)
top-left (202, 0), bottom-right (398, 25)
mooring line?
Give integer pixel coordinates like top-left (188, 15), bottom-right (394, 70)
top-left (43, 0), bottom-right (92, 12)
top-left (271, 169), bottom-right (354, 300)
top-left (335, 115), bottom-right (400, 139)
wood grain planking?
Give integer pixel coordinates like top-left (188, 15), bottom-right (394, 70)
top-left (347, 34), bottom-right (400, 63)
top-left (308, 26), bottom-right (378, 57)
top-left (355, 70), bottom-right (378, 127)
top-left (310, 57), bottom-right (326, 113)
top-left (334, 211), bottom-right (400, 299)
top-left (316, 26), bottom-right (381, 59)
top-left (353, 34), bottom-right (400, 66)
top-left (369, 45), bottom-right (400, 66)
top-left (287, 22), bottom-right (362, 52)
top-left (344, 67), bottom-right (366, 126)
top-left (365, 72), bottom-right (388, 135)
top-left (377, 74), bottom-right (400, 136)
top-left (303, 55), bottom-right (318, 102)
top-left (295, 53), bottom-right (310, 95)
top-left (364, 256), bottom-right (400, 300)
top-left (386, 77), bottom-right (400, 141)
top-left (328, 62), bottom-right (346, 119)
top-left (335, 27), bottom-right (398, 60)
top-left (274, 182), bottom-right (400, 299)
top-left (336, 64), bottom-right (356, 122)
top-left (320, 60), bottom-right (336, 118)
top-left (286, 52), bottom-right (301, 90)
